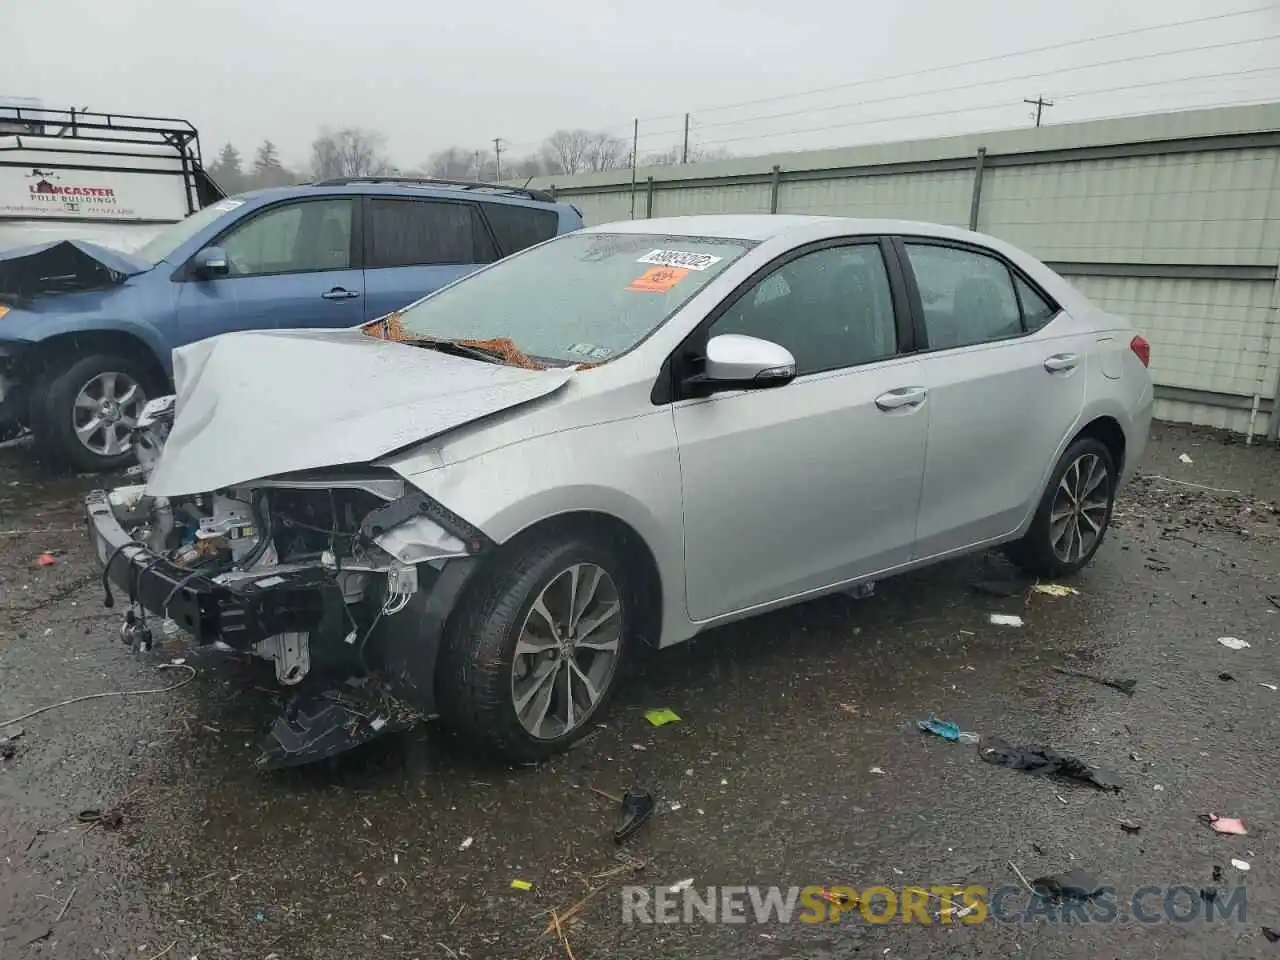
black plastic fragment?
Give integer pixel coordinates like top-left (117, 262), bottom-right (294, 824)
top-left (979, 737), bottom-right (1123, 791)
top-left (1032, 869), bottom-right (1103, 902)
top-left (256, 680), bottom-right (419, 770)
top-left (613, 788), bottom-right (655, 844)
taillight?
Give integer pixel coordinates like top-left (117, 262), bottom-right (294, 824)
top-left (1130, 335), bottom-right (1150, 368)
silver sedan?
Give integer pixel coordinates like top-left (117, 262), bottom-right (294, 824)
top-left (87, 215), bottom-right (1153, 766)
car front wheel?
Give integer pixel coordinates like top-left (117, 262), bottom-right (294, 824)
top-left (438, 536), bottom-right (630, 762)
top-left (1006, 436), bottom-right (1117, 578)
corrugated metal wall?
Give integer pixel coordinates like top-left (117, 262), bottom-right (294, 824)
top-left (532, 104), bottom-right (1280, 438)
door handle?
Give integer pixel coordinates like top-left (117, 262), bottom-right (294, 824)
top-left (1043, 353), bottom-right (1078, 372)
top-left (874, 386), bottom-right (927, 411)
top-left (321, 287), bottom-right (360, 301)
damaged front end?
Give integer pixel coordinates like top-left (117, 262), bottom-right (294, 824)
top-left (86, 409), bottom-right (490, 769)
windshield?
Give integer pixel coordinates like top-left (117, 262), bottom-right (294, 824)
top-left (135, 197), bottom-right (247, 265)
top-left (392, 232), bottom-right (756, 365)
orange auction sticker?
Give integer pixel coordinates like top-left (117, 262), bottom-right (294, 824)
top-left (627, 266), bottom-right (689, 292)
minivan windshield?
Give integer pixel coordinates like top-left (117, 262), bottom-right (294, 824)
top-left (135, 197), bottom-right (247, 265)
top-left (393, 232), bottom-right (755, 365)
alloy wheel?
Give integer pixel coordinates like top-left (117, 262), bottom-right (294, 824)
top-left (510, 562), bottom-right (623, 740)
top-left (72, 372), bottom-right (147, 458)
top-left (1049, 452), bottom-right (1111, 564)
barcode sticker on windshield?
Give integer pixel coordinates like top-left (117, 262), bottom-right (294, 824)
top-left (637, 249), bottom-right (723, 271)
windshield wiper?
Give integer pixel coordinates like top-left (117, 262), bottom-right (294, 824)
top-left (403, 337), bottom-right (507, 364)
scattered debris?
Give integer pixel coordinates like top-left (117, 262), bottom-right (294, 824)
top-left (1268, 595), bottom-right (1280, 611)
top-left (1261, 683), bottom-right (1278, 692)
top-left (1218, 637), bottom-right (1251, 650)
top-left (1261, 927), bottom-right (1280, 943)
top-left (0, 737), bottom-right (17, 760)
top-left (1200, 814), bottom-right (1248, 836)
top-left (979, 738), bottom-right (1122, 791)
top-left (1119, 819), bottom-right (1142, 834)
top-left (1032, 869), bottom-right (1104, 902)
top-left (590, 786), bottom-right (623, 805)
top-left (989, 614), bottom-right (1024, 627)
top-left (1232, 859), bottom-right (1251, 872)
top-left (36, 552), bottom-right (57, 567)
top-left (0, 663), bottom-right (196, 729)
top-left (253, 910), bottom-right (267, 921)
top-left (1219, 672), bottom-right (1236, 682)
top-left (510, 879), bottom-right (533, 892)
top-left (143, 942), bottom-right (177, 960)
top-left (971, 577), bottom-right (1030, 598)
top-left (838, 703), bottom-right (859, 715)
top-left (55, 885), bottom-right (77, 922)
top-left (78, 808), bottom-right (126, 831)
top-left (458, 837), bottom-right (474, 851)
top-left (1154, 784), bottom-right (1165, 791)
top-left (1213, 866), bottom-right (1224, 883)
top-left (643, 708), bottom-right (681, 727)
top-left (1052, 666), bottom-right (1137, 696)
top-left (667, 878), bottom-right (694, 893)
top-left (916, 715), bottom-right (979, 743)
top-left (1179, 453), bottom-right (1194, 464)
top-left (1032, 583), bottom-right (1080, 598)
top-left (870, 767), bottom-right (886, 775)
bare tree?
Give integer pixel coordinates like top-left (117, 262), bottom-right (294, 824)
top-left (541, 129), bottom-right (595, 175)
top-left (310, 127), bottom-right (395, 180)
top-left (426, 147), bottom-right (477, 179)
top-left (585, 131), bottom-right (629, 172)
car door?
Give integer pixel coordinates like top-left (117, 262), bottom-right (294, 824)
top-left (360, 197), bottom-right (499, 322)
top-left (672, 239), bottom-right (929, 622)
top-left (894, 237), bottom-right (1093, 559)
top-left (175, 197), bottom-right (362, 340)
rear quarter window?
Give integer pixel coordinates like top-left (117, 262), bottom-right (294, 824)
top-left (482, 203), bottom-right (559, 256)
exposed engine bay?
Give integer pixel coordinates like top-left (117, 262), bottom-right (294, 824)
top-left (89, 395), bottom-right (484, 768)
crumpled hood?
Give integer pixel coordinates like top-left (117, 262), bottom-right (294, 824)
top-left (0, 238), bottom-right (151, 298)
top-left (145, 328), bottom-right (571, 496)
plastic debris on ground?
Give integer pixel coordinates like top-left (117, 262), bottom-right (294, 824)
top-left (1032, 869), bottom-right (1104, 902)
top-left (838, 703), bottom-right (858, 715)
top-left (1200, 814), bottom-right (1248, 836)
top-left (1219, 672), bottom-right (1236, 682)
top-left (1118, 819), bottom-right (1142, 834)
top-left (1232, 859), bottom-right (1251, 872)
top-left (1052, 666), bottom-right (1137, 696)
top-left (971, 577), bottom-right (1030, 598)
top-left (917, 715), bottom-right (980, 743)
top-left (1032, 583), bottom-right (1080, 598)
top-left (1179, 453), bottom-right (1194, 464)
top-left (36, 553), bottom-right (56, 567)
top-left (1218, 637), bottom-right (1251, 650)
top-left (458, 837), bottom-right (474, 851)
top-left (510, 879), bottom-right (533, 891)
top-left (1262, 927), bottom-right (1280, 943)
top-left (1261, 683), bottom-right (1278, 691)
top-left (644, 708), bottom-right (681, 727)
top-left (989, 614), bottom-right (1024, 627)
top-left (870, 767), bottom-right (886, 775)
top-left (979, 738), bottom-right (1122, 791)
top-left (614, 788), bottom-right (655, 844)
top-left (668, 878), bottom-right (694, 894)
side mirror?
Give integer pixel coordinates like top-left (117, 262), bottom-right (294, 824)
top-left (685, 334), bottom-right (797, 394)
top-left (193, 246), bottom-right (229, 279)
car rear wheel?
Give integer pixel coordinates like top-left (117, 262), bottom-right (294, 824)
top-left (31, 353), bottom-right (161, 473)
top-left (1006, 436), bottom-right (1117, 579)
top-left (438, 536), bottom-right (630, 763)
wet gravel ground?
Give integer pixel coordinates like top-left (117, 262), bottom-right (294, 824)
top-left (1, 423), bottom-right (1278, 959)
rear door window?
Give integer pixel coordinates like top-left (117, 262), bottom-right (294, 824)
top-left (366, 198), bottom-right (497, 268)
top-left (482, 203), bottom-right (560, 256)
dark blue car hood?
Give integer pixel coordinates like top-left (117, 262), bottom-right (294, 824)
top-left (0, 238), bottom-right (151, 299)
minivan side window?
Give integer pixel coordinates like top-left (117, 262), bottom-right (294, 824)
top-left (709, 243), bottom-right (898, 376)
top-left (482, 203), bottom-right (559, 256)
top-left (366, 199), bottom-right (497, 268)
top-left (904, 243), bottom-right (1022, 349)
top-left (221, 199), bottom-right (354, 276)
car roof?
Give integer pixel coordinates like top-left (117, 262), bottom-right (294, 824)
top-left (237, 181), bottom-right (574, 213)
top-left (585, 214), bottom-right (989, 245)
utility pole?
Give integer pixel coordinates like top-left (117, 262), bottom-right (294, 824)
top-left (492, 138), bottom-right (503, 181)
top-left (629, 118), bottom-right (638, 218)
top-left (1024, 94), bottom-right (1054, 127)
top-left (681, 113), bottom-right (690, 164)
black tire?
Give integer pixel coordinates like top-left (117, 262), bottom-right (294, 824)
top-left (437, 535), bottom-right (631, 763)
top-left (1006, 436), bottom-right (1117, 579)
top-left (30, 352), bottom-right (163, 474)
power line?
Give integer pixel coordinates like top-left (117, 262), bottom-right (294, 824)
top-left (688, 32), bottom-right (1280, 133)
top-left (694, 64), bottom-right (1280, 148)
top-left (680, 3), bottom-right (1280, 119)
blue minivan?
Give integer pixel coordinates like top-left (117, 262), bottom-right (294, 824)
top-left (0, 178), bottom-right (583, 471)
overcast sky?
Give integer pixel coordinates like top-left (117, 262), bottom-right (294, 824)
top-left (6, 0), bottom-right (1280, 170)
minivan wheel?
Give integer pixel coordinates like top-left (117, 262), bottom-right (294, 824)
top-left (1006, 437), bottom-right (1117, 579)
top-left (438, 537), bottom-right (630, 763)
top-left (31, 353), bottom-right (160, 473)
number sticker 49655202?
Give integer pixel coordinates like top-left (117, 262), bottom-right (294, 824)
top-left (636, 249), bottom-right (723, 271)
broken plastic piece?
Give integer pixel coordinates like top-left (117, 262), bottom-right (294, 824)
top-left (1179, 453), bottom-right (1193, 464)
top-left (1219, 672), bottom-right (1236, 682)
top-left (459, 837), bottom-right (474, 851)
top-left (668, 878), bottom-right (694, 894)
top-left (916, 715), bottom-right (979, 743)
top-left (1218, 637), bottom-right (1251, 650)
top-left (510, 879), bottom-right (533, 891)
top-left (36, 553), bottom-right (56, 567)
top-left (644, 708), bottom-right (680, 727)
top-left (1118, 819), bottom-right (1142, 834)
top-left (989, 614), bottom-right (1024, 627)
top-left (1199, 814), bottom-right (1248, 836)
top-left (979, 738), bottom-right (1122, 791)
top-left (614, 788), bottom-right (655, 844)
top-left (1261, 927), bottom-right (1280, 943)
top-left (1261, 682), bottom-right (1278, 692)
top-left (869, 766), bottom-right (886, 775)
top-left (255, 680), bottom-right (418, 770)
top-left (1032, 583), bottom-right (1079, 598)
top-left (1052, 666), bottom-right (1137, 696)
top-left (1232, 859), bottom-right (1251, 872)
top-left (1032, 869), bottom-right (1103, 902)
